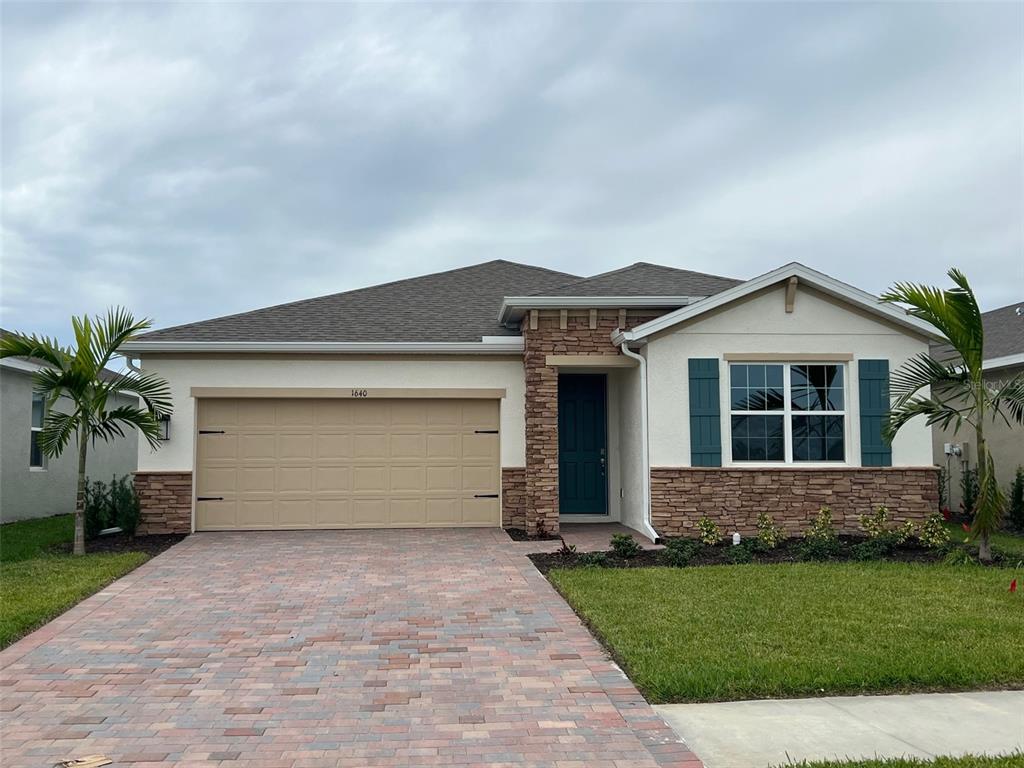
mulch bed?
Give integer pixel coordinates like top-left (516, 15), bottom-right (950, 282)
top-left (529, 536), bottom-right (955, 574)
top-left (505, 527), bottom-right (560, 542)
top-left (49, 533), bottom-right (187, 557)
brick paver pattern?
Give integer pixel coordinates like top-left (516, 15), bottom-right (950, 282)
top-left (1, 529), bottom-right (699, 767)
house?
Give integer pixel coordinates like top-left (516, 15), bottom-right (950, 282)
top-left (0, 330), bottom-right (139, 523)
top-left (931, 302), bottom-right (1024, 511)
top-left (121, 260), bottom-right (940, 539)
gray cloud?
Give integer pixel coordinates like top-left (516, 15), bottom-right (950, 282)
top-left (2, 2), bottom-right (1021, 346)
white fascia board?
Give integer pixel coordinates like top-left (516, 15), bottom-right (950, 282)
top-left (498, 295), bottom-right (703, 324)
top-left (983, 353), bottom-right (1024, 371)
top-left (618, 262), bottom-right (945, 343)
top-left (0, 357), bottom-right (45, 374)
top-left (119, 339), bottom-right (525, 355)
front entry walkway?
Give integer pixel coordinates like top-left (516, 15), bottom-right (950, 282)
top-left (656, 691), bottom-right (1024, 768)
top-left (1, 529), bottom-right (698, 768)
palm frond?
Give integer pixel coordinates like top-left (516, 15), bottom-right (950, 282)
top-left (880, 268), bottom-right (984, 372)
top-left (889, 352), bottom-right (968, 405)
top-left (71, 314), bottom-right (99, 376)
top-left (37, 409), bottom-right (81, 457)
top-left (972, 451), bottom-right (1006, 535)
top-left (91, 307), bottom-right (153, 372)
top-left (94, 405), bottom-right (164, 449)
top-left (100, 370), bottom-right (173, 416)
top-left (884, 395), bottom-right (969, 440)
top-left (989, 372), bottom-right (1024, 426)
top-left (0, 332), bottom-right (71, 368)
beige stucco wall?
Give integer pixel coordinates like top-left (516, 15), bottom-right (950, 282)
top-left (932, 362), bottom-right (1024, 509)
top-left (615, 365), bottom-right (647, 532)
top-left (645, 283), bottom-right (934, 468)
top-left (136, 355), bottom-right (527, 472)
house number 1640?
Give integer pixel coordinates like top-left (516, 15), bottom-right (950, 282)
top-left (351, 389), bottom-right (369, 398)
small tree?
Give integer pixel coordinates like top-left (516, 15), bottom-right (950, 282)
top-left (0, 309), bottom-right (172, 555)
top-left (881, 270), bottom-right (1024, 562)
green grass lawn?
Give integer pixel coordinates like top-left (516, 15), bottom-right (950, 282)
top-left (549, 562), bottom-right (1024, 703)
top-left (785, 755), bottom-right (1024, 768)
top-left (0, 515), bottom-right (150, 648)
top-left (943, 521), bottom-right (1024, 560)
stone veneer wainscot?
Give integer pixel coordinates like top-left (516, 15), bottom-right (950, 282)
top-left (650, 466), bottom-right (940, 538)
top-left (134, 471), bottom-right (193, 535)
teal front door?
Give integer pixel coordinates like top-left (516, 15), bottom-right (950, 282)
top-left (558, 374), bottom-right (608, 515)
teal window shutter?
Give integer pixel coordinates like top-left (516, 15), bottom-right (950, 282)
top-left (859, 359), bottom-right (892, 467)
top-left (689, 358), bottom-right (722, 467)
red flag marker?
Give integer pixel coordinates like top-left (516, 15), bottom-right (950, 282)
top-left (1011, 579), bottom-right (1017, 594)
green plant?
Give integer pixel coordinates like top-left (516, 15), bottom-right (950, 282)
top-left (83, 479), bottom-right (112, 540)
top-left (852, 537), bottom-right (896, 561)
top-left (0, 310), bottom-right (172, 555)
top-left (696, 516), bottom-right (722, 546)
top-left (557, 540), bottom-right (578, 557)
top-left (920, 514), bottom-right (952, 549)
top-left (578, 551), bottom-right (608, 568)
top-left (110, 475), bottom-right (141, 536)
top-left (1008, 467), bottom-right (1024, 531)
top-left (943, 547), bottom-right (978, 567)
top-left (661, 538), bottom-right (701, 567)
top-left (726, 541), bottom-right (754, 564)
top-left (960, 467), bottom-right (979, 519)
top-left (893, 520), bottom-right (917, 545)
top-left (882, 269), bottom-right (1024, 562)
top-left (800, 507), bottom-right (840, 560)
top-left (859, 506), bottom-right (891, 539)
top-left (937, 466), bottom-right (950, 512)
top-left (756, 513), bottom-right (783, 549)
top-left (610, 533), bottom-right (641, 559)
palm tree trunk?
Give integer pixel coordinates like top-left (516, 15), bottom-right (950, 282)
top-left (975, 381), bottom-right (992, 563)
top-left (73, 428), bottom-right (88, 556)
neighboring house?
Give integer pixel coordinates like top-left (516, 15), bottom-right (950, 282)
top-left (0, 330), bottom-right (139, 523)
top-left (931, 302), bottom-right (1024, 511)
top-left (121, 260), bottom-right (940, 539)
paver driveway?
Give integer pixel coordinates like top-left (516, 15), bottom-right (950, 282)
top-left (1, 529), bottom-right (700, 767)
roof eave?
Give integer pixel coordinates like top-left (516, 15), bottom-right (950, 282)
top-left (119, 338), bottom-right (525, 355)
top-left (623, 263), bottom-right (946, 343)
top-left (983, 352), bottom-right (1024, 371)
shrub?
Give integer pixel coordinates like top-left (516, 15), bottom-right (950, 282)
top-left (726, 540), bottom-right (754, 564)
top-left (696, 516), bottom-right (722, 546)
top-left (661, 538), bottom-right (701, 567)
top-left (937, 466), bottom-right (950, 512)
top-left (859, 506), bottom-right (890, 539)
top-left (960, 467), bottom-right (979, 518)
top-left (756, 513), bottom-right (782, 549)
top-left (1009, 466), bottom-right (1024, 531)
top-left (579, 551), bottom-right (608, 568)
top-left (920, 514), bottom-right (952, 549)
top-left (83, 478), bottom-right (112, 539)
top-left (557, 540), bottom-right (578, 557)
top-left (800, 506), bottom-right (840, 561)
top-left (893, 520), bottom-right (917, 545)
top-left (110, 474), bottom-right (141, 536)
top-left (610, 533), bottom-right (641, 559)
top-left (852, 537), bottom-right (896, 561)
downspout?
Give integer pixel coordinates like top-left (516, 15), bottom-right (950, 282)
top-left (617, 335), bottom-right (659, 543)
top-left (124, 355), bottom-right (143, 374)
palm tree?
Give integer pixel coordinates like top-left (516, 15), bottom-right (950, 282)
top-left (1, 309), bottom-right (172, 555)
top-left (882, 269), bottom-right (1024, 562)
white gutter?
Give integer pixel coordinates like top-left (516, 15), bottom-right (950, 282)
top-left (498, 295), bottom-right (704, 325)
top-left (119, 338), bottom-right (525, 355)
top-left (983, 352), bottom-right (1024, 372)
top-left (617, 333), bottom-right (659, 543)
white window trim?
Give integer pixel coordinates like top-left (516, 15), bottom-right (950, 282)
top-left (722, 361), bottom-right (853, 468)
top-left (30, 393), bottom-right (47, 470)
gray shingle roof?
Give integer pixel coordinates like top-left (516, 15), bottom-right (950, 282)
top-left (137, 261), bottom-right (580, 343)
top-left (981, 302), bottom-right (1024, 360)
top-left (135, 259), bottom-right (745, 344)
top-left (531, 262), bottom-right (742, 297)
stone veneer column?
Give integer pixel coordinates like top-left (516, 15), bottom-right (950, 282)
top-left (500, 467), bottom-right (528, 529)
top-left (521, 309), bottom-right (668, 536)
top-left (134, 471), bottom-right (193, 535)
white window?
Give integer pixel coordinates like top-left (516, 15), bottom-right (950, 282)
top-left (30, 393), bottom-right (46, 469)
top-left (729, 363), bottom-right (846, 464)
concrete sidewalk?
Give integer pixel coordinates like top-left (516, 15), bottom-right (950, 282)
top-left (656, 690), bottom-right (1024, 767)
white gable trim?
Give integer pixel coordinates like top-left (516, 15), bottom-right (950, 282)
top-left (498, 295), bottom-right (702, 325)
top-left (611, 262), bottom-right (944, 344)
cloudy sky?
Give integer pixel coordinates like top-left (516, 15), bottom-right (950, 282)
top-left (2, 2), bottom-right (1022, 345)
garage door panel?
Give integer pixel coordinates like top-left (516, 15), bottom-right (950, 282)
top-left (196, 398), bottom-right (500, 530)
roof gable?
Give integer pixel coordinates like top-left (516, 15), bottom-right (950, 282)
top-left (613, 263), bottom-right (945, 344)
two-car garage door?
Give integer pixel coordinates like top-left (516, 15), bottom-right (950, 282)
top-left (195, 398), bottom-right (500, 530)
